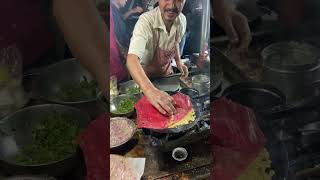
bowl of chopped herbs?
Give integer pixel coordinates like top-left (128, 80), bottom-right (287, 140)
top-left (0, 104), bottom-right (90, 176)
top-left (110, 94), bottom-right (138, 117)
top-left (29, 58), bottom-right (104, 118)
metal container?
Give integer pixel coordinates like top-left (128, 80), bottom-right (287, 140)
top-left (261, 41), bottom-right (320, 103)
top-left (118, 80), bottom-right (142, 97)
top-left (110, 117), bottom-right (137, 154)
top-left (0, 104), bottom-right (91, 176)
top-left (110, 94), bottom-right (139, 117)
top-left (192, 74), bottom-right (210, 96)
top-left (26, 58), bottom-right (104, 118)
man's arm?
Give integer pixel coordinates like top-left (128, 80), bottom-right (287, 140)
top-left (53, 0), bottom-right (108, 95)
top-left (174, 42), bottom-right (188, 78)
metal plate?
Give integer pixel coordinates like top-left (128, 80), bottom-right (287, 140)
top-left (152, 76), bottom-right (181, 92)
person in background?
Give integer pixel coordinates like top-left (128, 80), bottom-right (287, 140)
top-left (110, 0), bottom-right (131, 82)
top-left (121, 0), bottom-right (145, 34)
top-left (0, 0), bottom-right (108, 95)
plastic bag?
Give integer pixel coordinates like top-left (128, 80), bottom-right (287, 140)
top-left (0, 43), bottom-right (27, 118)
top-left (211, 97), bottom-right (266, 180)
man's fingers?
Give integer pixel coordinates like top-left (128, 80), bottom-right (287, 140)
top-left (153, 103), bottom-right (167, 115)
top-left (159, 101), bottom-right (174, 115)
top-left (233, 13), bottom-right (251, 51)
top-left (183, 66), bottom-right (189, 77)
top-left (224, 17), bottom-right (239, 45)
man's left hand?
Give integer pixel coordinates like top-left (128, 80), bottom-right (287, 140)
top-left (177, 63), bottom-right (189, 78)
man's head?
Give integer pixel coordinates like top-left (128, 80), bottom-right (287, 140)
top-left (159, 0), bottom-right (186, 23)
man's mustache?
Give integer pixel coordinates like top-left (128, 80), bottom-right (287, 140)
top-left (164, 8), bottom-right (179, 14)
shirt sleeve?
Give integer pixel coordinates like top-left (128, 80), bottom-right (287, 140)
top-left (128, 15), bottom-right (153, 61)
top-left (178, 13), bottom-right (187, 43)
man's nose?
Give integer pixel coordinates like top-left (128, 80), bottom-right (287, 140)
top-left (166, 0), bottom-right (177, 9)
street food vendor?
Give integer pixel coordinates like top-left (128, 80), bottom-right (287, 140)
top-left (126, 0), bottom-right (189, 116)
top-left (126, 0), bottom-right (252, 115)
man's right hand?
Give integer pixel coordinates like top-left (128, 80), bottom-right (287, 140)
top-left (144, 87), bottom-right (176, 116)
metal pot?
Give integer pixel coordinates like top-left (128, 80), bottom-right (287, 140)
top-left (192, 74), bottom-right (210, 96)
top-left (0, 104), bottom-right (91, 177)
top-left (261, 42), bottom-right (320, 103)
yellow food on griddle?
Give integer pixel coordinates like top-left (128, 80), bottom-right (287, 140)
top-left (237, 148), bottom-right (275, 180)
top-left (168, 109), bottom-right (196, 128)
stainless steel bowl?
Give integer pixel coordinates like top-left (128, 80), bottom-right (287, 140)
top-left (28, 58), bottom-right (104, 118)
top-left (192, 74), bottom-right (210, 96)
top-left (0, 104), bottom-right (91, 176)
top-left (110, 94), bottom-right (139, 117)
top-left (110, 117), bottom-right (137, 149)
top-left (118, 80), bottom-right (142, 96)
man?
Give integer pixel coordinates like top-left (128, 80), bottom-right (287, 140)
top-left (127, 0), bottom-right (189, 116)
top-left (127, 0), bottom-right (251, 115)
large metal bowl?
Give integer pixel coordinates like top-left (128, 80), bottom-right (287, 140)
top-left (118, 80), bottom-right (142, 96)
top-left (192, 74), bottom-right (210, 96)
top-left (110, 117), bottom-right (137, 149)
top-left (27, 58), bottom-right (104, 118)
top-left (0, 104), bottom-right (91, 176)
top-left (110, 94), bottom-right (139, 117)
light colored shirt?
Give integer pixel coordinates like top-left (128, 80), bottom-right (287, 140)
top-left (128, 7), bottom-right (186, 66)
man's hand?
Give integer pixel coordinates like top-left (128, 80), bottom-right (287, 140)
top-left (214, 0), bottom-right (251, 52)
top-left (177, 62), bottom-right (189, 78)
top-left (132, 6), bottom-right (144, 14)
top-left (144, 87), bottom-right (176, 116)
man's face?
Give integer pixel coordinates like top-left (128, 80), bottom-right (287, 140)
top-left (159, 0), bottom-right (185, 22)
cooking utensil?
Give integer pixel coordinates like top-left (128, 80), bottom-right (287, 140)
top-left (152, 76), bottom-right (181, 92)
top-left (25, 58), bottom-right (104, 118)
top-left (261, 41), bottom-right (320, 103)
top-left (110, 94), bottom-right (139, 117)
top-left (192, 74), bottom-right (210, 96)
top-left (118, 80), bottom-right (142, 97)
top-left (110, 117), bottom-right (137, 154)
top-left (0, 104), bottom-right (91, 176)
top-left (222, 82), bottom-right (286, 111)
top-left (179, 88), bottom-right (199, 99)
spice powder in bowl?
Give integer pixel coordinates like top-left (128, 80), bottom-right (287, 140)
top-left (110, 117), bottom-right (136, 148)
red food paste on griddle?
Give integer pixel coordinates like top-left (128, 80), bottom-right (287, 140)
top-left (135, 92), bottom-right (193, 129)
